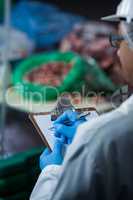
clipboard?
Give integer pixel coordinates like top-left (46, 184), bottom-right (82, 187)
top-left (29, 107), bottom-right (99, 151)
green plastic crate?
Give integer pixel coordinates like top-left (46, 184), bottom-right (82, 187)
top-left (0, 147), bottom-right (43, 178)
top-left (0, 147), bottom-right (43, 199)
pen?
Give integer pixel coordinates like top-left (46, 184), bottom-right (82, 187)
top-left (48, 112), bottom-right (90, 131)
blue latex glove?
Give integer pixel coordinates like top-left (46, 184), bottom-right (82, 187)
top-left (39, 140), bottom-right (63, 170)
top-left (54, 110), bottom-right (86, 143)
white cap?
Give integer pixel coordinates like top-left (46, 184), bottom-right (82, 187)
top-left (102, 0), bottom-right (133, 23)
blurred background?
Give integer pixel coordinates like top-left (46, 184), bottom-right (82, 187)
top-left (0, 0), bottom-right (124, 199)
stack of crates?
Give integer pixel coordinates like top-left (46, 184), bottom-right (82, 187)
top-left (0, 147), bottom-right (43, 200)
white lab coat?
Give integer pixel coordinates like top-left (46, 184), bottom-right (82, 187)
top-left (30, 95), bottom-right (133, 200)
top-left (30, 165), bottom-right (62, 200)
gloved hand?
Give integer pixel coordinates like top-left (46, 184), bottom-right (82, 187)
top-left (39, 140), bottom-right (63, 170)
top-left (54, 110), bottom-right (86, 144)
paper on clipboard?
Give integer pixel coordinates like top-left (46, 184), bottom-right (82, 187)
top-left (30, 114), bottom-right (58, 150)
top-left (29, 107), bottom-right (99, 151)
top-left (31, 114), bottom-right (59, 151)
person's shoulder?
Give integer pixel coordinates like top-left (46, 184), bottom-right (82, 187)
top-left (96, 109), bottom-right (133, 157)
top-left (77, 108), bottom-right (123, 145)
top-left (66, 96), bottom-right (133, 163)
top-left (83, 104), bottom-right (133, 152)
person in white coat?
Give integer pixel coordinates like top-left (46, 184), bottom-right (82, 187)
top-left (30, 0), bottom-right (133, 199)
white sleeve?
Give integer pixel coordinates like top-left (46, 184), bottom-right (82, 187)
top-left (30, 165), bottom-right (62, 200)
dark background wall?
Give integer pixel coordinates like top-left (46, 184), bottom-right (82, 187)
top-left (43, 0), bottom-right (121, 19)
